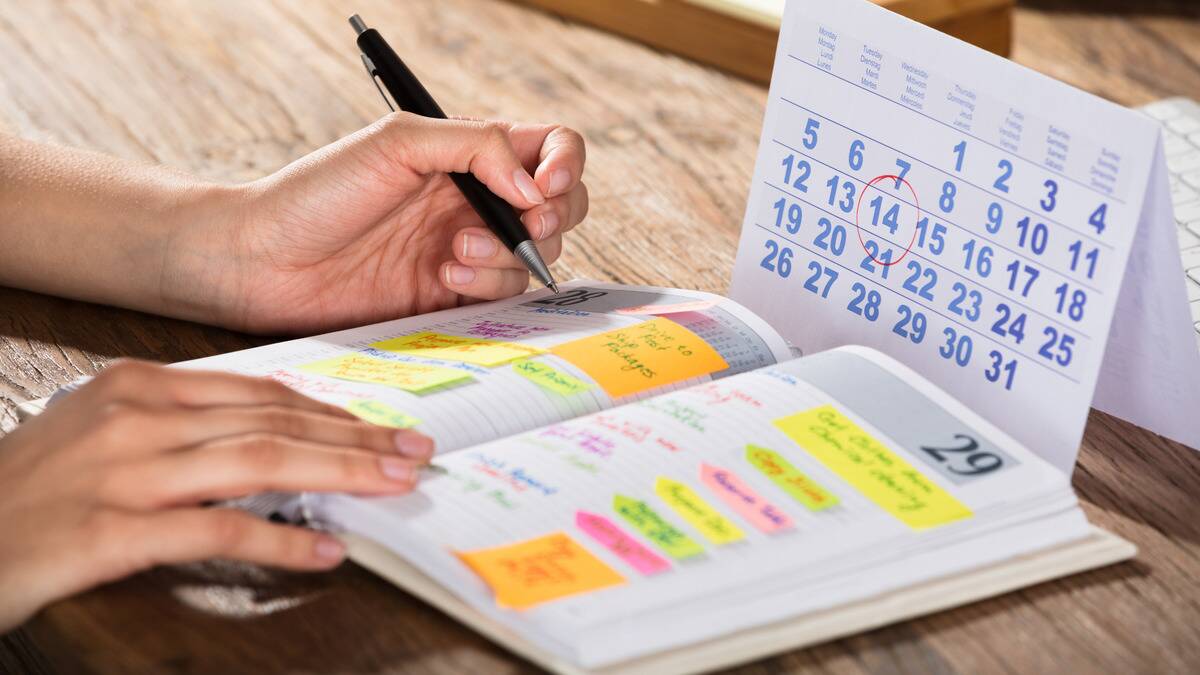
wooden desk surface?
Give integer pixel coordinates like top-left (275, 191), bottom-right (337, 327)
top-left (2, 1), bottom-right (1198, 672)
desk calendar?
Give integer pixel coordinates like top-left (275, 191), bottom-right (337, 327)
top-left (731, 0), bottom-right (1200, 469)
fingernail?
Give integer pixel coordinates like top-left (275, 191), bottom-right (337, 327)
top-left (537, 211), bottom-right (560, 239)
top-left (379, 456), bottom-right (415, 482)
top-left (315, 535), bottom-right (345, 562)
top-left (394, 431), bottom-right (433, 459)
top-left (548, 168), bottom-right (571, 195)
top-left (461, 233), bottom-right (498, 259)
top-left (445, 264), bottom-right (476, 286)
top-left (513, 170), bottom-right (545, 205)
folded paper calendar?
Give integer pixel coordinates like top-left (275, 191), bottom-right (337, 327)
top-left (28, 281), bottom-right (1123, 674)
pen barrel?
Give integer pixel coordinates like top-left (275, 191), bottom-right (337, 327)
top-left (357, 28), bottom-right (534, 253)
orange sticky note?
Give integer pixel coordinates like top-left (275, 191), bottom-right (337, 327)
top-left (551, 318), bottom-right (728, 398)
top-left (457, 532), bottom-right (625, 610)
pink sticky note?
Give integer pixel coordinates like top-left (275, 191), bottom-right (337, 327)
top-left (614, 299), bottom-right (719, 315)
top-left (699, 463), bottom-right (793, 533)
top-left (575, 511), bottom-right (672, 575)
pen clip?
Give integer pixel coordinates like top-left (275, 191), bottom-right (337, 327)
top-left (360, 53), bottom-right (397, 112)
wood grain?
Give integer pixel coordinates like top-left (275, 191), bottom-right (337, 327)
top-left (1, 0), bottom-right (1198, 673)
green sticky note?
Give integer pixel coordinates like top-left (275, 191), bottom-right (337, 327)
top-left (745, 444), bottom-right (839, 511)
top-left (346, 399), bottom-right (421, 429)
top-left (654, 476), bottom-right (744, 544)
top-left (612, 494), bottom-right (704, 560)
top-left (512, 360), bottom-right (593, 396)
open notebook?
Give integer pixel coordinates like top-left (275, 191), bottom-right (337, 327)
top-left (20, 280), bottom-right (1132, 674)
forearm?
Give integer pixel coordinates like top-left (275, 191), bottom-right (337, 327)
top-left (0, 134), bottom-right (238, 324)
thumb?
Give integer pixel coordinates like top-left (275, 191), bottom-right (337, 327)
top-left (381, 113), bottom-right (546, 209)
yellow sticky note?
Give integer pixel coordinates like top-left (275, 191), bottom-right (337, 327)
top-left (346, 399), bottom-right (421, 428)
top-left (654, 477), bottom-right (745, 544)
top-left (512, 360), bottom-right (593, 396)
top-left (372, 332), bottom-right (545, 367)
top-left (457, 532), bottom-right (625, 610)
top-left (773, 405), bottom-right (972, 530)
top-left (551, 318), bottom-right (728, 398)
top-left (299, 354), bottom-right (471, 393)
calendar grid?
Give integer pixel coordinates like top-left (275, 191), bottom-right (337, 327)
top-left (776, 97), bottom-right (1114, 251)
top-left (762, 179), bottom-right (1095, 341)
top-left (753, 223), bottom-right (1082, 385)
top-left (787, 54), bottom-right (1128, 206)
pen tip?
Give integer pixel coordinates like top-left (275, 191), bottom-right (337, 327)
top-left (549, 282), bottom-right (561, 294)
top-left (349, 14), bottom-right (367, 35)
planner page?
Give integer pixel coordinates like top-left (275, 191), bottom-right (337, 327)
top-left (728, 0), bottom-right (1162, 471)
top-left (313, 347), bottom-right (1086, 667)
top-left (176, 281), bottom-right (792, 454)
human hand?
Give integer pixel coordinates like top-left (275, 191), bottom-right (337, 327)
top-left (167, 114), bottom-right (588, 334)
top-left (0, 360), bottom-right (433, 631)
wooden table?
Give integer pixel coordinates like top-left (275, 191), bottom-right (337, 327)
top-left (2, 1), bottom-right (1198, 672)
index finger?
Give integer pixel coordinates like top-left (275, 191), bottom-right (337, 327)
top-left (509, 124), bottom-right (586, 199)
top-left (78, 360), bottom-right (355, 420)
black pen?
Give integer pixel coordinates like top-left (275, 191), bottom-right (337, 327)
top-left (349, 14), bottom-right (559, 294)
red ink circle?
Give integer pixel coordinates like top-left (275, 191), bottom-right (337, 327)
top-left (853, 174), bottom-right (921, 267)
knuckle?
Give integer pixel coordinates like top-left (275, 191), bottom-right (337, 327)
top-left (236, 434), bottom-right (287, 473)
top-left (480, 123), bottom-right (510, 150)
top-left (202, 512), bottom-right (250, 556)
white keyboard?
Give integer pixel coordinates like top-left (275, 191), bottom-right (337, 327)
top-left (1141, 96), bottom-right (1200, 349)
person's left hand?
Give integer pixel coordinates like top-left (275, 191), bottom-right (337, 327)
top-left (166, 113), bottom-right (587, 334)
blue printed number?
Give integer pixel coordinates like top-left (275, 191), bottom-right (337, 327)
top-left (1015, 216), bottom-right (1049, 255)
top-left (780, 154), bottom-right (811, 192)
top-left (902, 260), bottom-right (937, 301)
top-left (892, 304), bottom-right (927, 343)
top-left (860, 241), bottom-right (893, 279)
top-left (1005, 260), bottom-right (1040, 297)
top-left (803, 261), bottom-right (838, 297)
top-left (849, 140), bottom-right (865, 171)
top-left (759, 240), bottom-right (793, 278)
top-left (803, 118), bottom-right (820, 150)
top-left (847, 283), bottom-right (881, 321)
top-left (961, 239), bottom-right (993, 277)
top-left (1054, 283), bottom-right (1087, 321)
top-left (993, 159), bottom-right (1013, 193)
top-left (952, 140), bottom-right (967, 172)
top-left (826, 175), bottom-right (857, 213)
top-left (1040, 179), bottom-right (1058, 212)
top-left (1068, 240), bottom-right (1099, 279)
top-left (915, 217), bottom-right (946, 255)
top-left (894, 158), bottom-right (912, 189)
top-left (984, 350), bottom-right (1018, 390)
top-left (813, 217), bottom-right (847, 255)
top-left (1038, 327), bottom-right (1075, 366)
top-left (869, 196), bottom-right (901, 234)
top-left (1089, 203), bottom-right (1108, 234)
top-left (772, 197), bottom-right (803, 234)
top-left (985, 202), bottom-right (1003, 234)
top-left (948, 282), bottom-right (982, 322)
top-left (939, 327), bottom-right (973, 366)
top-left (990, 303), bottom-right (1027, 344)
top-left (939, 181), bottom-right (957, 213)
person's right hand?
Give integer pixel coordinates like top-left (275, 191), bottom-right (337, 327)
top-left (0, 360), bottom-right (434, 632)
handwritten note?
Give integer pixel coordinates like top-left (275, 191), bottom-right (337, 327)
top-left (299, 354), bottom-right (471, 393)
top-left (372, 332), bottom-right (545, 367)
top-left (513, 360), bottom-right (594, 396)
top-left (699, 463), bottom-right (793, 533)
top-left (456, 532), bottom-right (625, 610)
top-left (613, 494), bottom-right (704, 560)
top-left (745, 444), bottom-right (839, 512)
top-left (615, 299), bottom-right (719, 315)
top-left (345, 399), bottom-right (421, 428)
top-left (575, 511), bottom-right (671, 576)
top-left (654, 477), bottom-right (745, 544)
top-left (774, 406), bottom-right (972, 529)
top-left (552, 318), bottom-right (728, 398)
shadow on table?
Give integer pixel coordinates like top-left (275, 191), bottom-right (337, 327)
top-left (1019, 0), bottom-right (1200, 17)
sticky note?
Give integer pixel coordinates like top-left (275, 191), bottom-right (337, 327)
top-left (745, 444), bottom-right (839, 512)
top-left (575, 511), bottom-right (671, 575)
top-left (614, 299), bottom-right (719, 315)
top-left (512, 360), bottom-right (593, 396)
top-left (345, 399), bottom-right (421, 428)
top-left (698, 463), bottom-right (793, 533)
top-left (299, 354), bottom-right (471, 392)
top-left (612, 494), bottom-right (704, 560)
top-left (372, 332), bottom-right (544, 367)
top-left (456, 532), bottom-right (625, 610)
top-left (654, 477), bottom-right (745, 544)
top-left (773, 405), bottom-right (972, 530)
top-left (551, 318), bottom-right (728, 398)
